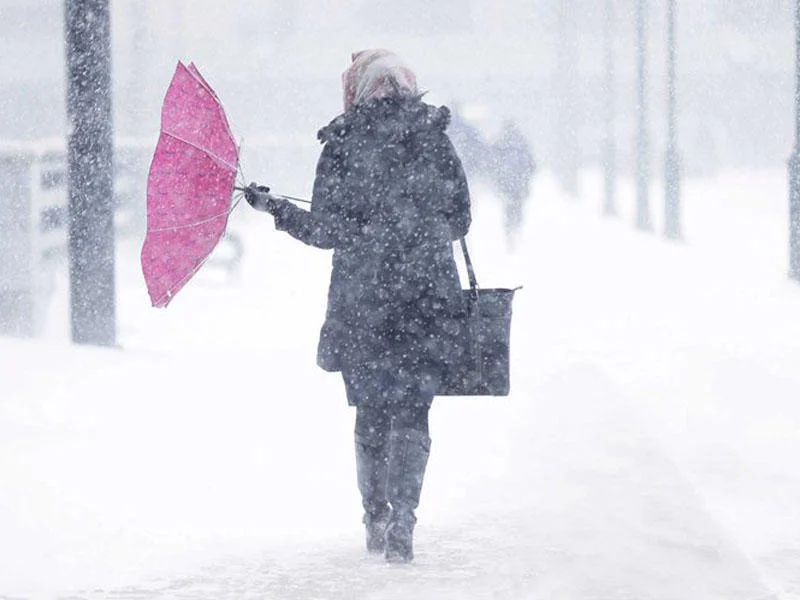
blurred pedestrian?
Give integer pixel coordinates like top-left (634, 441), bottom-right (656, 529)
top-left (244, 49), bottom-right (471, 563)
top-left (491, 119), bottom-right (536, 244)
top-left (447, 103), bottom-right (489, 179)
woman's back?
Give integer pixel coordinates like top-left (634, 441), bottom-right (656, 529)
top-left (318, 96), bottom-right (470, 315)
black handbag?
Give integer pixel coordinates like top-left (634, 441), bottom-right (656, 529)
top-left (437, 238), bottom-right (519, 396)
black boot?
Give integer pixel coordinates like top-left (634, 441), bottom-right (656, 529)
top-left (355, 436), bottom-right (390, 553)
top-left (385, 428), bottom-right (430, 563)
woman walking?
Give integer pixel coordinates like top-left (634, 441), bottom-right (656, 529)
top-left (245, 49), bottom-right (471, 562)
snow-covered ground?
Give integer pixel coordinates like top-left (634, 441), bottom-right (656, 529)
top-left (2, 168), bottom-right (799, 599)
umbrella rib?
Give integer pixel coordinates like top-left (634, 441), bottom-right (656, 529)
top-left (151, 206), bottom-right (241, 305)
top-left (153, 252), bottom-right (212, 307)
top-left (148, 209), bottom-right (230, 233)
top-left (161, 130), bottom-right (238, 172)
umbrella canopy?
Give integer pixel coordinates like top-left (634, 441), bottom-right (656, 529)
top-left (141, 61), bottom-right (239, 308)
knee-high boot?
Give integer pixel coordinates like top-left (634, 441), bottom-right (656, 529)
top-left (355, 435), bottom-right (390, 553)
top-left (385, 428), bottom-right (431, 563)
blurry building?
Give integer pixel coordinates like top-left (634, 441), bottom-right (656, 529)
top-left (0, 0), bottom-right (795, 176)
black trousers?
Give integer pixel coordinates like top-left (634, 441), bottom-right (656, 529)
top-left (343, 366), bottom-right (438, 446)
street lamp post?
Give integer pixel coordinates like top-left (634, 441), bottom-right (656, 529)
top-left (65, 0), bottom-right (116, 346)
top-left (603, 0), bottom-right (617, 217)
top-left (790, 0), bottom-right (800, 280)
top-left (556, 0), bottom-right (579, 199)
top-left (635, 0), bottom-right (651, 231)
top-left (664, 0), bottom-right (682, 239)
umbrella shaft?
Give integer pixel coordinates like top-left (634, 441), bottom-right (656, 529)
top-left (234, 187), bottom-right (310, 205)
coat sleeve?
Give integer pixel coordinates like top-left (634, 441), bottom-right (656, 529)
top-left (271, 142), bottom-right (358, 250)
top-left (437, 134), bottom-right (472, 240)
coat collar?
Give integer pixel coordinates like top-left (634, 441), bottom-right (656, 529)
top-left (317, 97), bottom-right (451, 144)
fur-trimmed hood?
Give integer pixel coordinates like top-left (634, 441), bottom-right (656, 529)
top-left (317, 97), bottom-right (451, 144)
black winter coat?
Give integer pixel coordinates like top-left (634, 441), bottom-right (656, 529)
top-left (271, 97), bottom-right (471, 377)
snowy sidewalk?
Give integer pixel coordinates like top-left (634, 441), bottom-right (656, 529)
top-left (59, 366), bottom-right (773, 600)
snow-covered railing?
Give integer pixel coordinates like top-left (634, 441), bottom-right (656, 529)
top-left (0, 137), bottom-right (152, 336)
top-left (0, 140), bottom-right (68, 336)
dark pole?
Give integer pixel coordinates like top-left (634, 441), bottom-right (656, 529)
top-left (635, 0), bottom-right (651, 230)
top-left (664, 0), bottom-right (682, 239)
top-left (556, 0), bottom-right (579, 198)
top-left (790, 0), bottom-right (800, 281)
top-left (603, 0), bottom-right (617, 216)
top-left (129, 0), bottom-right (148, 130)
top-left (65, 0), bottom-right (116, 346)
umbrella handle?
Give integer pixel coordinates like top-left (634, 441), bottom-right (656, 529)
top-left (234, 186), bottom-right (311, 206)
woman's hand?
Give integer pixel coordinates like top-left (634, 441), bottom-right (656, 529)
top-left (244, 182), bottom-right (276, 213)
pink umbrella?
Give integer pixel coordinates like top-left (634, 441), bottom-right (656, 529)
top-left (141, 61), bottom-right (240, 308)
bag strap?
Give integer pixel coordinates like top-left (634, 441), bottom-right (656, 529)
top-left (458, 237), bottom-right (479, 293)
top-left (459, 237), bottom-right (482, 383)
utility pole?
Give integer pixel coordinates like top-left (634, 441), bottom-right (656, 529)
top-left (65, 0), bottom-right (116, 346)
top-left (664, 0), bottom-right (682, 239)
top-left (790, 0), bottom-right (800, 280)
top-left (128, 0), bottom-right (148, 132)
top-left (635, 0), bottom-right (651, 231)
top-left (556, 0), bottom-right (580, 199)
top-left (603, 0), bottom-right (617, 217)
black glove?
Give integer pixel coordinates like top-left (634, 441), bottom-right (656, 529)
top-left (244, 182), bottom-right (275, 213)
